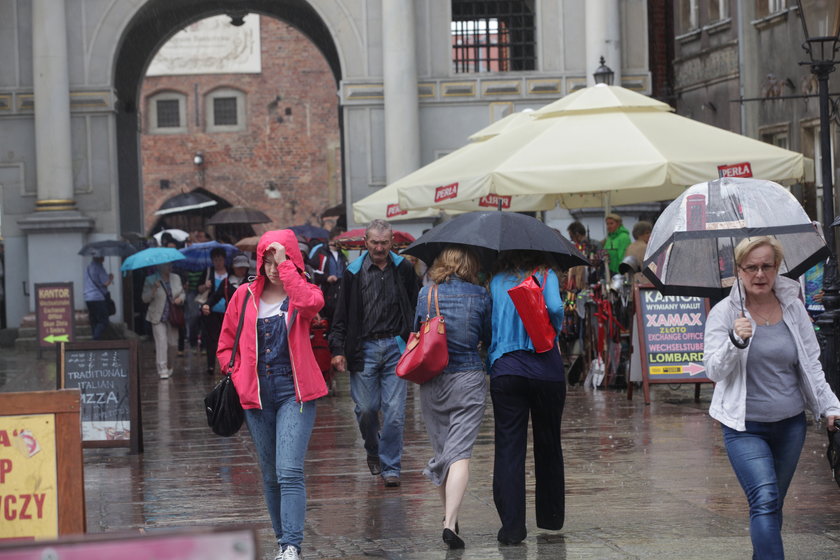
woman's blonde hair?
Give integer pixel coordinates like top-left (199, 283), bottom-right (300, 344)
top-left (428, 246), bottom-right (480, 284)
top-left (733, 236), bottom-right (784, 267)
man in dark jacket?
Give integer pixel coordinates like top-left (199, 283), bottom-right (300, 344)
top-left (329, 219), bottom-right (419, 487)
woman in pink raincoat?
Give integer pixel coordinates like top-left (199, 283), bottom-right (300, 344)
top-left (217, 229), bottom-right (327, 560)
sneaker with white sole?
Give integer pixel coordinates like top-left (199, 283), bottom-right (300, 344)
top-left (274, 546), bottom-right (300, 560)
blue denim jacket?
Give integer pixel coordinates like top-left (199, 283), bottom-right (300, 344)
top-left (414, 277), bottom-right (491, 372)
top-left (488, 269), bottom-right (564, 366)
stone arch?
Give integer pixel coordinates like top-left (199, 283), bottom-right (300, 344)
top-left (112, 0), bottom-right (345, 236)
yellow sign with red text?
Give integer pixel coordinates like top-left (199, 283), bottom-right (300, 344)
top-left (0, 414), bottom-right (59, 541)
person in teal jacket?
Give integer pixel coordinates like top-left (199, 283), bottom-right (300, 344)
top-left (603, 213), bottom-right (631, 276)
top-left (487, 252), bottom-right (566, 545)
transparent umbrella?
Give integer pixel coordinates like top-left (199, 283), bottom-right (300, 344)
top-left (642, 178), bottom-right (829, 299)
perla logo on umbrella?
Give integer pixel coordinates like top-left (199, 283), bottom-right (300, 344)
top-left (478, 194), bottom-right (511, 208)
top-left (717, 162), bottom-right (753, 178)
top-left (435, 182), bottom-right (459, 202)
top-left (386, 203), bottom-right (407, 218)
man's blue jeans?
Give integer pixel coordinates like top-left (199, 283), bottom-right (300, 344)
top-left (350, 338), bottom-right (406, 476)
top-left (722, 412), bottom-right (806, 560)
top-left (244, 372), bottom-right (316, 551)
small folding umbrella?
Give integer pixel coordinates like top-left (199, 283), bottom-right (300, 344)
top-left (642, 178), bottom-right (830, 299)
top-left (207, 207), bottom-right (271, 225)
top-left (235, 236), bottom-right (260, 252)
top-left (334, 228), bottom-right (415, 249)
top-left (175, 241), bottom-right (240, 271)
top-left (120, 247), bottom-right (185, 274)
top-left (154, 191), bottom-right (217, 216)
top-left (289, 224), bottom-right (330, 242)
top-left (153, 229), bottom-right (190, 244)
top-left (401, 211), bottom-right (588, 269)
top-left (79, 240), bottom-right (137, 258)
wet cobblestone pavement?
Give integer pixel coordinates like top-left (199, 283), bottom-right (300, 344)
top-left (2, 340), bottom-right (840, 559)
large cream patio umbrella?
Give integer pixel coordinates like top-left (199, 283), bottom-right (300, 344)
top-left (396, 85), bottom-right (813, 212)
top-left (352, 110), bottom-right (549, 222)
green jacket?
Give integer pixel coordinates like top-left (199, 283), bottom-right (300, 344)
top-left (604, 225), bottom-right (631, 275)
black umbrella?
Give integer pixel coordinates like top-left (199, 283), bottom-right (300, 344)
top-left (402, 211), bottom-right (588, 269)
top-left (207, 206), bottom-right (272, 225)
top-left (78, 240), bottom-right (138, 258)
top-left (643, 178), bottom-right (830, 299)
top-left (154, 191), bottom-right (217, 216)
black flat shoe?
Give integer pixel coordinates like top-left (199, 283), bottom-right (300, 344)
top-left (442, 528), bottom-right (464, 549)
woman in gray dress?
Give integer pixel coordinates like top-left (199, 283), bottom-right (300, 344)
top-left (414, 246), bottom-right (492, 550)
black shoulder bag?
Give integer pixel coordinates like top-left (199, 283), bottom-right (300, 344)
top-left (204, 290), bottom-right (251, 437)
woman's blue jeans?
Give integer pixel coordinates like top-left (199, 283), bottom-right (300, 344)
top-left (244, 372), bottom-right (316, 551)
top-left (722, 412), bottom-right (806, 560)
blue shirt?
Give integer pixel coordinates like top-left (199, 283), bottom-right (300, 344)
top-left (414, 277), bottom-right (491, 372)
top-left (84, 261), bottom-right (110, 301)
top-left (488, 269), bottom-right (564, 367)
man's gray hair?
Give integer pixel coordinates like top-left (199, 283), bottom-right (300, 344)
top-left (366, 219), bottom-right (393, 237)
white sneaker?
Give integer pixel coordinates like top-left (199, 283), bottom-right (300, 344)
top-left (275, 546), bottom-right (300, 560)
top-left (159, 368), bottom-right (172, 379)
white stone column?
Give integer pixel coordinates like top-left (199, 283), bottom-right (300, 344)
top-left (20, 0), bottom-right (93, 319)
top-left (585, 0), bottom-right (622, 87)
top-left (382, 0), bottom-right (421, 183)
top-left (32, 0), bottom-right (75, 210)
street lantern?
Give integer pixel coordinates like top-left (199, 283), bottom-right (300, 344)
top-left (593, 56), bottom-right (614, 86)
top-left (798, 0), bottom-right (840, 396)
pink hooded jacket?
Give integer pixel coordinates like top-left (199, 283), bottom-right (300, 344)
top-left (216, 229), bottom-right (328, 407)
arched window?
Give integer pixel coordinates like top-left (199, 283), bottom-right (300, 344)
top-left (205, 88), bottom-right (246, 133)
top-left (147, 91), bottom-right (187, 134)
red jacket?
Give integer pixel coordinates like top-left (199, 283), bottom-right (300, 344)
top-left (217, 229), bottom-right (328, 407)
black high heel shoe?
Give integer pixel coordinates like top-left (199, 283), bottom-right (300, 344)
top-left (442, 528), bottom-right (465, 549)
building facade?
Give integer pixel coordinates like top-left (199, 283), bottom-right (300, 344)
top-left (673, 0), bottom-right (837, 221)
top-left (0, 0), bottom-right (657, 329)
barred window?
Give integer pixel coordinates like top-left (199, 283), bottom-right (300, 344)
top-left (205, 88), bottom-right (246, 133)
top-left (147, 92), bottom-right (187, 134)
top-left (156, 100), bottom-right (181, 128)
top-left (451, 0), bottom-right (536, 73)
top-left (213, 97), bottom-right (238, 126)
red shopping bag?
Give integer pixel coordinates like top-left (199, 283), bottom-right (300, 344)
top-left (507, 271), bottom-right (556, 353)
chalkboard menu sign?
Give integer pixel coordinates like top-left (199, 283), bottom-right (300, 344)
top-left (634, 285), bottom-right (712, 405)
top-left (58, 341), bottom-right (142, 452)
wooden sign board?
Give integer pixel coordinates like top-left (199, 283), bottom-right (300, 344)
top-left (58, 341), bottom-right (142, 453)
top-left (0, 390), bottom-right (85, 540)
top-left (35, 283), bottom-right (75, 351)
top-left (635, 285), bottom-right (713, 404)
top-left (0, 526), bottom-right (256, 559)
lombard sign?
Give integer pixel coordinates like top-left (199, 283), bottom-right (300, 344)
top-left (434, 182), bottom-right (459, 203)
top-left (717, 162), bottom-right (753, 178)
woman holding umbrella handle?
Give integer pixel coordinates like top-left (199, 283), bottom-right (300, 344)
top-left (704, 236), bottom-right (840, 560)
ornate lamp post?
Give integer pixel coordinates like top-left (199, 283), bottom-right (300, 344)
top-left (798, 0), bottom-right (840, 395)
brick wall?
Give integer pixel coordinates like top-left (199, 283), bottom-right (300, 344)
top-left (140, 17), bottom-right (341, 237)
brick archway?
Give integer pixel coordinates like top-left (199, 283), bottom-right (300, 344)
top-left (113, 0), bottom-right (342, 238)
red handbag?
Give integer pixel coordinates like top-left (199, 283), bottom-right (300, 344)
top-left (396, 284), bottom-right (449, 384)
top-left (507, 271), bottom-right (557, 353)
